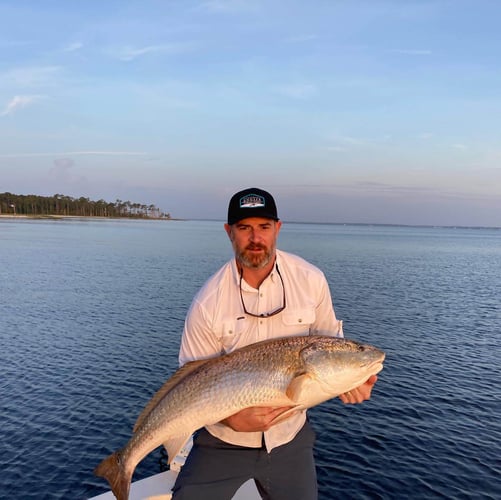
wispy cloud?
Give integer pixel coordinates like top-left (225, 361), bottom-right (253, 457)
top-left (50, 157), bottom-right (75, 176)
top-left (1, 95), bottom-right (43, 116)
top-left (325, 133), bottom-right (392, 152)
top-left (452, 143), bottom-right (467, 150)
top-left (49, 157), bottom-right (88, 185)
top-left (63, 41), bottom-right (84, 52)
top-left (108, 43), bottom-right (196, 62)
top-left (327, 134), bottom-right (366, 146)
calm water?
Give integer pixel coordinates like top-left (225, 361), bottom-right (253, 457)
top-left (1, 219), bottom-right (500, 499)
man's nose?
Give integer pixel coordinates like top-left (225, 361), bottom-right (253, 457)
top-left (249, 228), bottom-right (259, 242)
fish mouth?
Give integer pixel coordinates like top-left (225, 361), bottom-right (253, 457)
top-left (363, 355), bottom-right (385, 375)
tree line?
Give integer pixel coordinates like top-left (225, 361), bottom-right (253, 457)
top-left (0, 192), bottom-right (170, 219)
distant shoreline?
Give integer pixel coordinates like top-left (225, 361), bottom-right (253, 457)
top-left (0, 214), bottom-right (178, 221)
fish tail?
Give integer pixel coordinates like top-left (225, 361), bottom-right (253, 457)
top-left (94, 451), bottom-right (132, 500)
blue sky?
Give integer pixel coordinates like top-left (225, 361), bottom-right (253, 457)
top-left (1, 0), bottom-right (500, 226)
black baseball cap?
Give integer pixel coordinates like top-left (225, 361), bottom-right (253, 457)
top-left (227, 188), bottom-right (279, 225)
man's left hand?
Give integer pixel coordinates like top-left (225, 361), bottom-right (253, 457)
top-left (339, 375), bottom-right (378, 405)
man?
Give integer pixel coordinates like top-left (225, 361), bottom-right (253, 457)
top-left (172, 188), bottom-right (377, 500)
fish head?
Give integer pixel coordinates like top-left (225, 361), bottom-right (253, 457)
top-left (300, 336), bottom-right (385, 397)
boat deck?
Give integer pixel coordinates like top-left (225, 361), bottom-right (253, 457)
top-left (91, 472), bottom-right (260, 500)
top-left (90, 438), bottom-right (260, 500)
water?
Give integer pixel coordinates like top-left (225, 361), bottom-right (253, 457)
top-left (1, 219), bottom-right (500, 499)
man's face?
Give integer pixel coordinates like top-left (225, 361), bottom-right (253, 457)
top-left (225, 217), bottom-right (282, 270)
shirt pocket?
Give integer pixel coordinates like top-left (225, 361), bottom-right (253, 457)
top-left (219, 318), bottom-right (250, 353)
top-left (280, 307), bottom-right (316, 335)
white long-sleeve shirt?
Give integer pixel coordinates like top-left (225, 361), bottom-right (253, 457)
top-left (179, 249), bottom-right (343, 452)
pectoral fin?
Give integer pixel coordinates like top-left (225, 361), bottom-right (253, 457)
top-left (286, 373), bottom-right (316, 403)
top-left (285, 372), bottom-right (332, 410)
top-left (268, 406), bottom-right (303, 426)
top-left (266, 373), bottom-right (318, 426)
top-left (163, 434), bottom-right (192, 464)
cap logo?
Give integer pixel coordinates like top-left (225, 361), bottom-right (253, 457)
top-left (240, 194), bottom-right (265, 209)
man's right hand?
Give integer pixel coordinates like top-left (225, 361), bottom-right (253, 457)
top-left (221, 406), bottom-right (296, 432)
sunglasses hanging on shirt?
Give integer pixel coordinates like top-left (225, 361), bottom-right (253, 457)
top-left (239, 264), bottom-right (286, 318)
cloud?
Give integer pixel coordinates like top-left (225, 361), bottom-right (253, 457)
top-left (52, 157), bottom-right (75, 172)
top-left (49, 157), bottom-right (88, 184)
top-left (63, 42), bottom-right (84, 52)
top-left (1, 95), bottom-right (43, 116)
top-left (109, 43), bottom-right (195, 61)
top-left (327, 134), bottom-right (366, 146)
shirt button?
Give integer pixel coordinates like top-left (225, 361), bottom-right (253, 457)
top-left (298, 318), bottom-right (302, 323)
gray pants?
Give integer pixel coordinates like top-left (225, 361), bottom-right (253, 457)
top-left (171, 421), bottom-right (318, 500)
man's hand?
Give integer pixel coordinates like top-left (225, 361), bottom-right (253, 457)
top-left (339, 375), bottom-right (378, 405)
top-left (221, 406), bottom-right (296, 432)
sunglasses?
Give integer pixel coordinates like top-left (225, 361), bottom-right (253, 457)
top-left (239, 264), bottom-right (286, 318)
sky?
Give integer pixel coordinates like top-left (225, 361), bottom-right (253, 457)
top-left (0, 0), bottom-right (500, 227)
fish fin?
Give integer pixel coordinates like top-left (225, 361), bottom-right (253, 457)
top-left (163, 434), bottom-right (192, 464)
top-left (94, 450), bottom-right (132, 500)
top-left (133, 359), bottom-right (209, 432)
top-left (286, 373), bottom-right (316, 403)
top-left (269, 405), bottom-right (303, 425)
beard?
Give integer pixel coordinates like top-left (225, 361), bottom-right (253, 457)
top-left (235, 242), bottom-right (274, 269)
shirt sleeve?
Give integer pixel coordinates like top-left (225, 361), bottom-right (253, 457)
top-left (179, 298), bottom-right (222, 366)
top-left (312, 274), bottom-right (344, 338)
